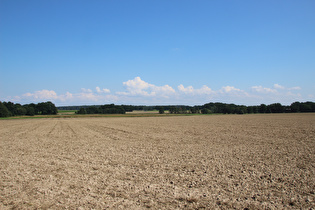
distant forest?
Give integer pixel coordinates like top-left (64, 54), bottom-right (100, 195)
top-left (1, 101), bottom-right (315, 118)
top-left (75, 104), bottom-right (126, 114)
top-left (60, 101), bottom-right (315, 115)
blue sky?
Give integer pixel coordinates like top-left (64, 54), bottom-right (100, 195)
top-left (1, 0), bottom-right (314, 106)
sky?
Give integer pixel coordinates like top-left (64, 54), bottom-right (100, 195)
top-left (1, 0), bottom-right (314, 106)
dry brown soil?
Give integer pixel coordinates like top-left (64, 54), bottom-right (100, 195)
top-left (1, 114), bottom-right (314, 209)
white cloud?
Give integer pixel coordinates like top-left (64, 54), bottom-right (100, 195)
top-left (117, 77), bottom-right (175, 97)
top-left (252, 84), bottom-right (302, 94)
top-left (151, 84), bottom-right (175, 96)
top-left (274, 84), bottom-right (301, 91)
top-left (274, 84), bottom-right (285, 89)
top-left (117, 77), bottom-right (151, 96)
top-left (81, 88), bottom-right (92, 93)
top-left (96, 87), bottom-right (110, 93)
top-left (6, 79), bottom-right (305, 106)
top-left (275, 84), bottom-right (301, 90)
top-left (23, 90), bottom-right (58, 100)
top-left (249, 84), bottom-right (305, 105)
top-left (216, 86), bottom-right (251, 103)
top-left (178, 85), bottom-right (193, 94)
top-left (221, 86), bottom-right (241, 93)
top-left (58, 92), bottom-right (73, 101)
top-left (76, 88), bottom-right (115, 102)
top-left (289, 86), bottom-right (301, 90)
top-left (251, 86), bottom-right (277, 94)
top-left (77, 92), bottom-right (98, 101)
top-left (178, 84), bottom-right (213, 95)
top-left (13, 90), bottom-right (74, 104)
top-left (13, 88), bottom-right (117, 105)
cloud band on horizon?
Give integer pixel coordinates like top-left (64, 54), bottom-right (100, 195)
top-left (4, 77), bottom-right (306, 106)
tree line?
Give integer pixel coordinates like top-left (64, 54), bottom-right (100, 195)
top-left (145, 102), bottom-right (315, 114)
top-left (76, 104), bottom-right (125, 114)
top-left (0, 101), bottom-right (58, 117)
top-left (199, 101), bottom-right (315, 114)
top-left (1, 101), bottom-right (314, 118)
top-left (156, 102), bottom-right (315, 114)
top-left (58, 105), bottom-right (155, 112)
top-left (64, 101), bottom-right (315, 115)
top-left (60, 101), bottom-right (315, 115)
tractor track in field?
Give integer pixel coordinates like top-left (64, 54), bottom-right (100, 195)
top-left (82, 122), bottom-right (141, 142)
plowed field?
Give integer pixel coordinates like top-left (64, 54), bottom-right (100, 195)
top-left (1, 114), bottom-right (314, 209)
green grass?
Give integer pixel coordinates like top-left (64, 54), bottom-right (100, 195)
top-left (57, 110), bottom-right (77, 114)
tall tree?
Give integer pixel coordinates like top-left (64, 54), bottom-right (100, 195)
top-left (37, 101), bottom-right (58, 115)
top-left (259, 104), bottom-right (267, 113)
top-left (267, 103), bottom-right (284, 113)
top-left (0, 102), bottom-right (11, 117)
top-left (158, 107), bottom-right (164, 114)
top-left (3, 101), bottom-right (15, 116)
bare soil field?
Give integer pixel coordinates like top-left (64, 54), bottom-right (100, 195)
top-left (1, 114), bottom-right (314, 209)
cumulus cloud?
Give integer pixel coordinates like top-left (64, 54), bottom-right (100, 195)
top-left (18, 90), bottom-right (75, 103)
top-left (96, 87), bottom-right (110, 93)
top-left (120, 77), bottom-right (153, 96)
top-left (5, 79), bottom-right (305, 106)
top-left (274, 84), bottom-right (301, 90)
top-left (58, 92), bottom-right (73, 101)
top-left (77, 92), bottom-right (98, 101)
top-left (76, 87), bottom-right (114, 102)
top-left (221, 86), bottom-right (242, 93)
top-left (289, 86), bottom-right (301, 90)
top-left (178, 84), bottom-right (213, 95)
top-left (23, 90), bottom-right (58, 100)
top-left (251, 86), bottom-right (277, 94)
top-left (249, 84), bottom-right (304, 104)
top-left (151, 84), bottom-right (175, 96)
top-left (81, 88), bottom-right (93, 93)
top-left (13, 88), bottom-right (116, 104)
top-left (216, 86), bottom-right (251, 102)
top-left (252, 84), bottom-right (302, 94)
top-left (117, 77), bottom-right (175, 97)
top-left (178, 85), bottom-right (193, 94)
top-left (274, 84), bottom-right (285, 89)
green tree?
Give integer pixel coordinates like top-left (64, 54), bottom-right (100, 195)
top-left (300, 103), bottom-right (312, 112)
top-left (169, 106), bottom-right (176, 114)
top-left (0, 102), bottom-right (11, 117)
top-left (158, 107), bottom-right (164, 114)
top-left (86, 106), bottom-right (99, 114)
top-left (3, 101), bottom-right (15, 116)
top-left (201, 108), bottom-right (211, 114)
top-left (25, 106), bottom-right (35, 116)
top-left (247, 106), bottom-right (254, 114)
top-left (37, 101), bottom-right (58, 115)
top-left (236, 106), bottom-right (247, 114)
top-left (14, 103), bottom-right (27, 115)
top-left (190, 107), bottom-right (198, 114)
top-left (76, 108), bottom-right (87, 114)
top-left (290, 102), bottom-right (300, 112)
top-left (28, 103), bottom-right (39, 115)
top-left (259, 104), bottom-right (267, 113)
top-left (268, 103), bottom-right (284, 113)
